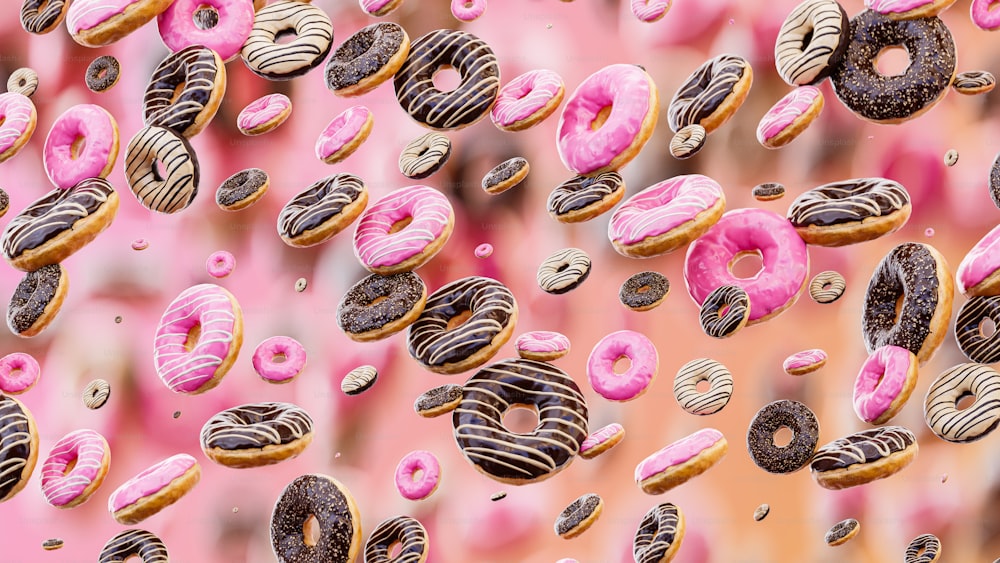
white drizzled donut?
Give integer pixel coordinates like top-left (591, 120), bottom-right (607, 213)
top-left (774, 0), bottom-right (849, 86)
top-left (240, 1), bottom-right (333, 80)
top-left (398, 132), bottom-right (451, 179)
top-left (923, 363), bottom-right (1000, 443)
top-left (125, 126), bottom-right (200, 214)
top-left (673, 358), bottom-right (734, 415)
top-left (633, 502), bottom-right (686, 563)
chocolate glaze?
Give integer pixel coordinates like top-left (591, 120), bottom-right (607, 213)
top-left (904, 533), bottom-right (940, 562)
top-left (547, 172), bottom-right (624, 216)
top-left (326, 23), bottom-right (407, 91)
top-left (86, 55), bottom-right (120, 92)
top-left (278, 174), bottom-right (365, 238)
top-left (955, 297), bottom-right (1000, 364)
top-left (217, 168), bottom-right (268, 208)
top-left (862, 243), bottom-right (940, 356)
top-left (2, 178), bottom-right (114, 259)
top-left (482, 157), bottom-right (528, 192)
top-left (953, 70), bottom-right (995, 94)
top-left (810, 425), bottom-right (915, 473)
top-left (699, 285), bottom-right (750, 338)
top-left (990, 152), bottom-right (1000, 210)
top-left (270, 474), bottom-right (358, 563)
top-left (200, 402), bottom-right (313, 450)
top-left (337, 272), bottom-right (425, 336)
top-left (633, 502), bottom-right (683, 563)
top-left (667, 54), bottom-right (749, 132)
top-left (143, 46), bottom-right (221, 135)
top-left (746, 399), bottom-right (819, 474)
top-left (7, 263), bottom-right (64, 334)
top-left (98, 529), bottom-right (169, 563)
top-left (787, 178), bottom-right (910, 228)
top-left (752, 182), bottom-right (785, 201)
top-left (555, 493), bottom-right (602, 536)
top-left (825, 518), bottom-right (859, 545)
top-left (0, 188), bottom-right (8, 216)
top-left (414, 384), bottom-right (463, 415)
top-left (619, 271), bottom-right (670, 310)
top-left (363, 516), bottom-right (428, 563)
top-left (0, 395), bottom-right (34, 500)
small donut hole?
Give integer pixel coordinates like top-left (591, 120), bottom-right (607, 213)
top-left (70, 135), bottom-right (87, 160)
top-left (980, 317), bottom-right (997, 339)
top-left (62, 456), bottom-right (78, 476)
top-left (591, 105), bottom-right (612, 130)
top-left (894, 294), bottom-right (905, 323)
top-left (772, 426), bottom-right (794, 448)
top-left (388, 541), bottom-right (403, 559)
top-left (152, 159), bottom-right (166, 182)
top-left (446, 309), bottom-right (473, 331)
top-left (302, 515), bottom-right (321, 547)
top-left (637, 285), bottom-right (651, 294)
top-left (875, 46), bottom-right (911, 77)
top-left (169, 82), bottom-right (186, 104)
top-left (410, 468), bottom-right (424, 481)
top-left (991, 0), bottom-right (1000, 12)
top-left (275, 28), bottom-right (299, 45)
top-left (612, 355), bottom-right (632, 375)
top-left (717, 304), bottom-right (731, 319)
top-left (388, 215), bottom-right (413, 234)
top-left (192, 5), bottom-right (220, 30)
top-left (184, 323), bottom-right (202, 352)
top-left (0, 117), bottom-right (5, 127)
top-left (502, 404), bottom-right (539, 434)
top-left (799, 28), bottom-right (814, 52)
top-left (695, 378), bottom-right (710, 393)
top-left (956, 392), bottom-right (976, 411)
top-left (431, 66), bottom-right (461, 92)
top-left (17, 78), bottom-right (27, 88)
top-left (729, 250), bottom-right (763, 279)
top-left (271, 352), bottom-right (287, 364)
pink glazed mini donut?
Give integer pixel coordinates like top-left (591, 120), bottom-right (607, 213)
top-left (853, 345), bottom-right (918, 425)
top-left (474, 243), bottom-right (493, 259)
top-left (782, 348), bottom-right (828, 376)
top-left (315, 105), bottom-right (374, 164)
top-left (631, 0), bottom-right (672, 22)
top-left (956, 223), bottom-right (1000, 297)
top-left (579, 422), bottom-right (625, 459)
top-left (395, 450), bottom-right (440, 500)
top-left (108, 453), bottom-right (201, 525)
top-left (684, 208), bottom-right (809, 325)
top-left (0, 352), bottom-right (41, 394)
top-left (353, 185), bottom-right (455, 275)
top-left (756, 86), bottom-right (824, 149)
top-left (972, 0), bottom-right (1000, 30)
top-left (206, 250), bottom-right (235, 278)
top-left (515, 331), bottom-right (571, 361)
top-left (635, 428), bottom-right (728, 494)
top-left (43, 104), bottom-right (119, 189)
top-left (252, 336), bottom-right (306, 384)
top-left (0, 92), bottom-right (37, 163)
top-left (451, 0), bottom-right (486, 21)
top-left (587, 330), bottom-right (659, 402)
top-left (40, 429), bottom-right (110, 508)
top-left (490, 69), bottom-right (565, 132)
top-left (360, 0), bottom-right (404, 16)
top-left (237, 93), bottom-right (292, 136)
top-left (157, 0), bottom-right (254, 62)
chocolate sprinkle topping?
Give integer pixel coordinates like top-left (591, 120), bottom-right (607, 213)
top-left (482, 157), bottom-right (528, 193)
top-left (41, 538), bottom-right (64, 550)
top-left (217, 168), bottom-right (269, 208)
top-left (413, 383), bottom-right (463, 416)
top-left (862, 243), bottom-right (941, 357)
top-left (746, 399), bottom-right (819, 474)
top-left (752, 182), bottom-right (785, 201)
top-left (825, 518), bottom-right (859, 545)
top-left (990, 151), bottom-right (1000, 210)
top-left (554, 493), bottom-right (602, 537)
top-left (86, 55), bottom-right (120, 93)
top-left (0, 188), bottom-right (8, 216)
top-left (337, 272), bottom-right (425, 336)
top-left (270, 474), bottom-right (359, 563)
top-left (619, 271), bottom-right (670, 311)
top-left (7, 264), bottom-right (64, 335)
top-left (326, 22), bottom-right (407, 91)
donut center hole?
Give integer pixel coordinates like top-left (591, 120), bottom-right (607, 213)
top-left (591, 105), bottom-right (612, 131)
top-left (612, 355), bottom-right (632, 375)
top-left (875, 46), bottom-right (911, 77)
top-left (184, 323), bottom-right (202, 352)
top-left (275, 28), bottom-right (299, 45)
top-left (729, 250), bottom-right (763, 279)
top-left (410, 468), bottom-right (424, 481)
top-left (303, 515), bottom-right (321, 547)
top-left (799, 29), bottom-right (814, 51)
top-left (980, 318), bottom-right (997, 338)
top-left (772, 426), bottom-right (793, 448)
top-left (695, 378), bottom-right (710, 393)
top-left (62, 456), bottom-right (78, 476)
top-left (464, 0), bottom-right (475, 7)
top-left (446, 309), bottom-right (473, 331)
top-left (169, 82), bottom-right (187, 105)
top-left (388, 216), bottom-right (413, 234)
top-left (717, 304), bottom-right (731, 318)
top-left (271, 352), bottom-right (287, 364)
top-left (369, 295), bottom-right (388, 306)
top-left (432, 66), bottom-right (461, 92)
top-left (70, 135), bottom-right (87, 160)
top-left (388, 541), bottom-right (403, 559)
top-left (502, 404), bottom-right (539, 434)
top-left (0, 117), bottom-right (5, 128)
top-left (192, 5), bottom-right (220, 30)
top-left (991, 1), bottom-right (1000, 12)
top-left (151, 159), bottom-right (166, 182)
top-left (894, 295), bottom-right (905, 323)
top-left (637, 285), bottom-right (651, 294)
top-left (956, 392), bottom-right (976, 411)
top-left (17, 78), bottom-right (27, 87)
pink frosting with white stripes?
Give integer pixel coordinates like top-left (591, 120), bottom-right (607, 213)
top-left (579, 423), bottom-right (625, 456)
top-left (67, 0), bottom-right (142, 34)
top-left (515, 331), bottom-right (570, 355)
top-left (353, 185), bottom-right (454, 271)
top-left (157, 0), bottom-right (254, 61)
top-left (43, 104), bottom-right (118, 190)
top-left (490, 70), bottom-right (564, 128)
top-left (865, 0), bottom-right (935, 14)
top-left (0, 352), bottom-right (40, 394)
top-left (237, 94), bottom-right (291, 134)
top-left (451, 0), bottom-right (486, 21)
top-left (0, 92), bottom-right (35, 159)
top-left (315, 105), bottom-right (371, 161)
top-left (359, 0), bottom-right (396, 15)
top-left (971, 0), bottom-right (1000, 30)
top-left (630, 0), bottom-right (672, 22)
top-left (853, 345), bottom-right (915, 423)
top-left (756, 86), bottom-right (822, 145)
top-left (634, 428), bottom-right (724, 482)
top-left (587, 330), bottom-right (658, 401)
top-left (956, 223), bottom-right (1000, 295)
top-left (108, 454), bottom-right (197, 513)
top-left (608, 174), bottom-right (724, 247)
top-left (40, 429), bottom-right (109, 507)
top-left (782, 348), bottom-right (827, 373)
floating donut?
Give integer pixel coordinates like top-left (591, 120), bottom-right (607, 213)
top-left (782, 348), bottom-right (828, 376)
top-left (756, 86), bottom-right (824, 149)
top-left (413, 384), bottom-right (463, 417)
top-left (752, 182), bottom-right (785, 201)
top-left (633, 502), bottom-right (685, 563)
top-left (630, 0), bottom-right (671, 22)
top-left (353, 185), bottom-right (455, 275)
top-left (698, 285), bottom-right (751, 339)
top-left (251, 337), bottom-right (306, 383)
top-left (668, 124), bottom-right (706, 159)
top-left (0, 394), bottom-right (39, 503)
top-left (337, 271), bottom-right (427, 342)
top-left (673, 358), bottom-right (734, 416)
top-left (619, 271), bottom-right (670, 311)
top-left (746, 400), bottom-right (819, 474)
top-left (635, 428), bottom-right (728, 494)
top-left (40, 429), bottom-right (110, 508)
top-left (555, 493), bottom-right (603, 539)
top-left (360, 0), bottom-right (404, 17)
top-left (85, 55), bottom-right (120, 92)
top-left (315, 105), bottom-right (374, 165)
top-left (972, 0), bottom-right (1000, 31)
top-left (341, 365), bottom-right (378, 396)
top-left (216, 168), bottom-right (269, 211)
top-left (66, 0), bottom-right (175, 47)
top-left (482, 157), bottom-right (530, 195)
top-left (786, 177), bottom-right (912, 247)
top-left (125, 126), bottom-right (200, 214)
top-left (954, 296), bottom-right (1000, 364)
top-left (587, 330), bottom-right (658, 402)
top-left (270, 474), bottom-right (362, 563)
top-left (866, 0), bottom-right (956, 19)
top-left (156, 0), bottom-right (253, 62)
top-left (451, 0), bottom-right (486, 21)
top-left (547, 171), bottom-right (625, 223)
top-left (98, 529), bottom-right (169, 563)
top-left (395, 450), bottom-right (440, 500)
top-left (237, 94), bottom-right (292, 136)
top-left (853, 345), bottom-right (919, 425)
top-left (809, 270), bottom-right (846, 303)
top-left (537, 248), bottom-right (592, 294)
top-left (579, 423), bottom-right (625, 459)
top-left (825, 518), bottom-right (861, 546)
top-left (810, 425), bottom-right (918, 489)
top-left (200, 402), bottom-right (314, 467)
top-left (20, 0), bottom-right (68, 34)
top-left (774, 0), bottom-right (849, 86)
top-left (325, 22), bottom-right (410, 97)
top-left (952, 70), bottom-right (996, 95)
top-left (7, 264), bottom-right (69, 338)
top-left (366, 516), bottom-right (429, 562)
top-left (7, 68), bottom-right (38, 97)
top-left (0, 92), bottom-right (37, 163)
top-left (956, 224), bottom-right (1000, 297)
top-left (491, 69), bottom-right (565, 131)
top-left (143, 45), bottom-right (226, 137)
top-left (399, 132), bottom-right (451, 179)
top-left (514, 330), bottom-right (570, 362)
top-left (83, 379), bottom-right (111, 409)
top-left (668, 54), bottom-right (753, 134)
top-left (0, 352), bottom-right (40, 394)
top-left (108, 453), bottom-right (201, 524)
top-left (923, 363), bottom-right (1000, 443)
top-left (241, 1), bottom-right (334, 80)
top-left (904, 534), bottom-right (941, 563)
top-left (277, 173), bottom-right (369, 248)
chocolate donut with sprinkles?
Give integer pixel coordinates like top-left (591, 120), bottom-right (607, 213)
top-left (270, 474), bottom-right (362, 563)
top-left (337, 271), bottom-right (427, 342)
top-left (200, 402), bottom-right (314, 468)
top-left (786, 177), bottom-right (911, 246)
top-left (810, 425), bottom-right (918, 489)
top-left (142, 45), bottom-right (226, 138)
top-left (277, 173), bottom-right (368, 248)
top-left (325, 22), bottom-right (410, 98)
top-left (7, 263), bottom-right (68, 338)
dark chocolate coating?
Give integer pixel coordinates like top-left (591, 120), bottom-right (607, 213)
top-left (955, 296), bottom-right (1000, 364)
top-left (270, 474), bottom-right (358, 563)
top-left (746, 399), bottom-right (819, 474)
top-left (619, 271), bottom-right (670, 310)
top-left (0, 395), bottom-right (34, 501)
top-left (633, 502), bottom-right (683, 563)
top-left (953, 70), bottom-right (995, 94)
top-left (667, 54), bottom-right (749, 132)
top-left (698, 285), bottom-right (750, 338)
top-left (363, 516), bottom-right (428, 563)
top-left (482, 157), bottom-right (528, 192)
top-left (825, 518), bottom-right (859, 545)
top-left (86, 55), bottom-right (120, 92)
top-left (143, 46), bottom-right (221, 135)
top-left (904, 533), bottom-right (940, 563)
top-left (216, 168), bottom-right (268, 208)
top-left (20, 0), bottom-right (67, 34)
top-left (413, 384), bottom-right (463, 415)
top-left (98, 529), bottom-right (169, 563)
top-left (810, 425), bottom-right (915, 473)
top-left (786, 178), bottom-right (910, 228)
top-left (325, 22), bottom-right (407, 91)
top-left (555, 493), bottom-right (602, 536)
top-left (0, 188), bottom-right (9, 216)
top-left (752, 182), bottom-right (785, 201)
top-left (547, 172), bottom-right (624, 217)
top-left (337, 272), bottom-right (425, 336)
top-left (990, 151), bottom-right (1000, 210)
top-left (201, 402), bottom-right (313, 451)
top-left (277, 174), bottom-right (365, 239)
top-left (862, 243), bottom-right (940, 357)
top-left (7, 263), bottom-right (63, 334)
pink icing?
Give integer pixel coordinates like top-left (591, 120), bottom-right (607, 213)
top-left (131, 238), bottom-right (149, 251)
top-left (315, 105), bottom-right (372, 161)
top-left (43, 104), bottom-right (118, 190)
top-left (206, 250), bottom-right (235, 278)
top-left (956, 223), bottom-right (1000, 295)
top-left (608, 174), bottom-right (724, 247)
top-left (237, 94), bottom-right (292, 135)
top-left (359, 0), bottom-right (397, 15)
top-left (491, 70), bottom-right (564, 128)
top-left (474, 243), bottom-right (493, 258)
top-left (153, 284), bottom-right (241, 394)
top-left (683, 208), bottom-right (809, 323)
top-left (0, 352), bottom-right (40, 394)
top-left (515, 331), bottom-right (570, 354)
top-left (252, 336), bottom-right (306, 383)
top-left (40, 429), bottom-right (109, 507)
top-left (395, 450), bottom-right (440, 500)
top-left (157, 0), bottom-right (254, 61)
top-left (108, 454), bottom-right (197, 513)
top-left (451, 0), bottom-right (486, 21)
top-left (755, 86), bottom-right (822, 145)
top-left (865, 0), bottom-right (935, 14)
top-left (556, 64), bottom-right (655, 175)
top-left (971, 0), bottom-right (1000, 30)
top-left (587, 330), bottom-right (658, 402)
top-left (634, 428), bottom-right (724, 482)
top-left (353, 185), bottom-right (454, 270)
top-left (0, 92), bottom-right (35, 158)
top-left (782, 348), bottom-right (827, 373)
top-left (853, 345), bottom-right (915, 423)
top-left (67, 0), bottom-right (142, 34)
top-left (631, 0), bottom-right (672, 22)
top-left (580, 423), bottom-right (625, 455)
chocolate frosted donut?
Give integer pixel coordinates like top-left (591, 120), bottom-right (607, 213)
top-left (547, 171), bottom-right (625, 223)
top-left (364, 516), bottom-right (428, 563)
top-left (200, 402), bottom-right (314, 468)
top-left (953, 70), bottom-right (995, 95)
top-left (698, 285), bottom-right (751, 338)
top-left (633, 502), bottom-right (686, 563)
top-left (86, 56), bottom-right (120, 93)
top-left (0, 188), bottom-right (9, 217)
top-left (277, 173), bottom-right (368, 248)
top-left (270, 474), bottom-right (362, 563)
top-left (955, 297), bottom-right (1000, 364)
top-left (414, 383), bottom-right (463, 417)
top-left (810, 425), bottom-right (918, 489)
top-left (482, 157), bottom-right (529, 195)
top-left (7, 263), bottom-right (68, 338)
top-left (774, 0), bottom-right (850, 86)
top-left (398, 132), bottom-right (451, 179)
top-left (786, 177), bottom-right (911, 246)
top-left (555, 493), bottom-right (603, 538)
top-left (241, 1), bottom-right (334, 81)
top-left (825, 518), bottom-right (860, 546)
top-left (325, 22), bottom-right (410, 97)
top-left (143, 46), bottom-right (225, 137)
top-left (619, 271), bottom-right (670, 311)
top-left (747, 399), bottom-right (819, 474)
top-left (125, 126), bottom-right (200, 214)
top-left (98, 529), bottom-right (169, 563)
top-left (990, 152), bottom-right (1000, 210)
top-left (20, 0), bottom-right (68, 34)
top-left (537, 248), bottom-right (592, 295)
top-left (453, 358), bottom-right (588, 484)
top-left (904, 534), bottom-right (941, 563)
top-left (216, 168), bottom-right (269, 211)
top-left (923, 363), bottom-right (1000, 443)
top-left (337, 272), bottom-right (427, 342)
top-left (0, 394), bottom-right (38, 502)
top-left (667, 54), bottom-right (753, 133)
top-left (752, 182), bottom-right (785, 201)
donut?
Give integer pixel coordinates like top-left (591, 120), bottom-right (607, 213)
top-left (774, 0), bottom-right (850, 86)
top-left (0, 353), bottom-right (40, 394)
top-left (684, 208), bottom-right (809, 325)
top-left (360, 0), bottom-right (404, 17)
top-left (85, 55), bottom-right (121, 92)
top-left (866, 0), bottom-right (956, 19)
top-left (241, 1), bottom-right (333, 80)
top-left (216, 168), bottom-right (270, 211)
top-left (956, 296), bottom-right (1000, 363)
top-left (587, 330), bottom-right (658, 402)
top-left (952, 70), bottom-right (996, 95)
top-left (633, 502), bottom-right (685, 563)
top-left (353, 185), bottom-right (455, 275)
top-left (752, 182), bottom-right (785, 201)
top-left (490, 69), bottom-right (565, 131)
top-left (756, 86), bottom-right (824, 149)
top-left (42, 538), bottom-right (64, 551)
top-left (746, 400), bottom-right (819, 474)
top-left (514, 330), bottom-right (570, 362)
top-left (252, 337), bottom-right (306, 383)
top-left (673, 358), bottom-right (734, 416)
top-left (394, 29), bottom-right (500, 131)
top-left (108, 453), bottom-right (201, 524)
top-left (556, 64), bottom-right (658, 175)
top-left (365, 516), bottom-right (429, 562)
top-left (853, 346), bottom-right (919, 425)
top-left (40, 429), bottom-right (110, 508)
top-left (66, 0), bottom-right (174, 46)
top-left (277, 173), bottom-right (369, 248)
top-left (0, 394), bottom-right (39, 503)
top-left (555, 493), bottom-right (603, 539)
top-left (537, 248), bottom-right (592, 294)
top-left (1, 177), bottom-right (119, 272)
top-left (83, 378), bottom-right (111, 409)
top-left (7, 68), bottom-right (38, 97)
top-left (20, 0), bottom-right (68, 34)
top-left (830, 10), bottom-right (955, 124)
top-left (399, 132), bottom-right (452, 179)
top-left (315, 105), bottom-right (374, 165)
top-left (609, 174), bottom-right (726, 258)
top-left (204, 250), bottom-right (234, 278)
top-left (453, 358), bottom-right (589, 484)
top-left (413, 384), bottom-right (463, 417)
top-left (698, 285), bottom-right (751, 339)
top-left (972, 0), bottom-right (1000, 31)
top-left (153, 283), bottom-right (244, 395)
top-left (943, 149), bottom-right (959, 166)
top-left (407, 276), bottom-right (517, 375)
top-left (270, 474), bottom-right (362, 563)
top-left (862, 242), bottom-right (954, 365)
top-left (0, 92), bottom-right (37, 163)
top-left (200, 402), bottom-right (314, 467)
top-left (786, 177), bottom-right (912, 247)
top-left (782, 348), bottom-right (828, 376)
top-left (143, 46), bottom-right (226, 137)
top-left (156, 0), bottom-right (254, 62)
top-left (325, 22), bottom-right (410, 97)
top-left (809, 425), bottom-right (918, 489)
top-left (904, 534), bottom-right (941, 562)
top-left (394, 450), bottom-right (440, 500)
top-left (0, 189), bottom-right (8, 218)
top-left (482, 157), bottom-right (529, 195)
top-left (451, 0), bottom-right (486, 20)
top-left (237, 94), bottom-right (292, 136)
top-left (809, 270), bottom-right (846, 303)
top-left (547, 171), bottom-right (625, 223)
top-left (7, 264), bottom-right (69, 338)
top-left (669, 124), bottom-right (707, 159)
top-left (636, 428), bottom-right (727, 494)
top-left (98, 530), bottom-right (169, 563)
top-left (337, 272), bottom-right (426, 342)
top-left (825, 518), bottom-right (860, 546)
top-left (923, 363), bottom-right (1000, 443)
top-left (668, 54), bottom-right (753, 134)
top-left (125, 126), bottom-right (200, 214)
top-left (631, 0), bottom-right (671, 22)
top-left (619, 271), bottom-right (670, 312)
top-left (340, 365), bottom-right (378, 395)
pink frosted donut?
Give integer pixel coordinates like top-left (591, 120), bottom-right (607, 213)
top-left (631, 0), bottom-right (672, 22)
top-left (451, 0), bottom-right (486, 21)
top-left (40, 429), bottom-right (110, 508)
top-left (157, 0), bottom-right (253, 61)
top-left (782, 348), bottom-right (828, 376)
top-left (474, 243), bottom-right (493, 258)
top-left (43, 104), bottom-right (119, 190)
top-left (131, 238), bottom-right (149, 251)
top-left (395, 450), bottom-right (440, 500)
top-left (67, 0), bottom-right (175, 47)
top-left (956, 224), bottom-right (1000, 297)
top-left (108, 453), bottom-right (200, 524)
top-left (360, 0), bottom-right (403, 16)
top-left (587, 330), bottom-right (658, 402)
top-left (0, 352), bottom-right (40, 394)
top-left (755, 86), bottom-right (824, 149)
top-left (684, 208), bottom-right (809, 325)
top-left (153, 284), bottom-right (244, 395)
top-left (252, 336), bottom-right (306, 384)
top-left (514, 330), bottom-right (571, 361)
top-left (579, 422), bottom-right (625, 459)
top-left (635, 428), bottom-right (727, 494)
top-left (853, 345), bottom-right (918, 425)
top-left (353, 185), bottom-right (455, 275)
top-left (206, 250), bottom-right (235, 278)
top-left (315, 105), bottom-right (373, 164)
top-left (491, 69), bottom-right (565, 131)
top-left (972, 0), bottom-right (1000, 30)
top-left (0, 92), bottom-right (37, 163)
top-left (237, 93), bottom-right (292, 136)
top-left (556, 64), bottom-right (659, 176)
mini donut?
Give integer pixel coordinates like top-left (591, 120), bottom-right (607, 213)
top-left (609, 174), bottom-right (726, 258)
top-left (366, 516), bottom-right (429, 562)
top-left (108, 453), bottom-right (201, 524)
top-left (451, 0), bottom-right (486, 21)
top-left (252, 337), bottom-right (306, 383)
top-left (0, 189), bottom-right (8, 217)
top-left (0, 394), bottom-right (39, 503)
top-left (7, 68), bottom-right (38, 97)
top-left (944, 149), bottom-right (959, 166)
top-left (125, 126), bottom-right (200, 214)
top-left (0, 352), bottom-right (40, 394)
top-left (853, 346), bottom-right (919, 425)
top-left (143, 46), bottom-right (226, 137)
top-left (579, 423), bottom-right (625, 459)
top-left (42, 104), bottom-right (119, 190)
top-left (453, 358), bottom-right (589, 484)
top-left (40, 429), bottom-right (110, 508)
top-left (669, 124), bottom-right (707, 159)
top-left (337, 272), bottom-right (427, 342)
top-left (153, 283), bottom-right (244, 395)
top-left (407, 276), bottom-right (517, 375)
top-left (491, 69), bottom-right (565, 132)
top-left (216, 168), bottom-right (270, 211)
top-left (633, 502), bottom-right (685, 563)
top-left (752, 182), bottom-right (786, 201)
top-left (774, 0), bottom-right (850, 86)
top-left (619, 271), bottom-right (670, 312)
top-left (673, 358), bottom-right (734, 416)
top-left (537, 248), bottom-right (592, 294)
top-left (66, 0), bottom-right (174, 47)
top-left (156, 0), bottom-right (254, 62)
top-left (83, 379), bottom-right (111, 409)
top-left (866, 0), bottom-right (956, 19)
top-left (754, 504), bottom-right (770, 522)
top-left (315, 105), bottom-right (374, 165)
top-left (482, 157), bottom-right (529, 195)
top-left (635, 428), bottom-right (728, 494)
top-left (270, 474), bottom-right (362, 563)
top-left (236, 94), bottom-right (291, 136)
top-left (956, 296), bottom-right (1000, 363)
top-left (0, 92), bottom-right (37, 163)
top-left (923, 363), bottom-right (1000, 443)
top-left (325, 22), bottom-right (410, 97)
top-left (1, 178), bottom-right (119, 272)
top-left (782, 348), bottom-right (828, 376)
top-left (353, 185), bottom-right (455, 275)
top-left (668, 54), bottom-right (753, 134)
top-left (277, 173), bottom-right (368, 248)
top-left (587, 330), bottom-right (658, 402)
top-left (557, 64), bottom-right (658, 175)
top-left (904, 534), bottom-right (941, 562)
top-left (360, 0), bottom-right (404, 17)
top-left (631, 0), bottom-right (671, 22)
top-left (809, 425), bottom-right (918, 489)
top-left (99, 530), bottom-right (168, 563)
top-left (555, 493), bottom-right (603, 539)
top-left (399, 132), bottom-right (452, 179)
top-left (395, 450), bottom-right (440, 500)
top-left (85, 56), bottom-right (121, 92)
top-left (952, 70), bottom-right (996, 95)
top-left (972, 0), bottom-right (1000, 31)
top-left (746, 400), bottom-right (819, 474)
top-left (756, 86), bottom-right (824, 149)
top-left (20, 0), bottom-right (69, 34)
top-left (241, 1), bottom-right (334, 80)
top-left (809, 270), bottom-right (846, 303)
top-left (698, 285), bottom-right (751, 339)
top-left (862, 242), bottom-right (954, 365)
top-left (514, 330), bottom-right (570, 361)
top-left (394, 29), bottom-right (500, 131)
top-left (786, 178), bottom-right (912, 247)
top-left (413, 384), bottom-right (463, 417)
top-left (830, 10), bottom-right (956, 124)
top-left (825, 518), bottom-right (860, 546)
top-left (200, 402), bottom-right (314, 467)
top-left (7, 264), bottom-right (69, 338)
top-left (547, 171), bottom-right (625, 223)
top-left (42, 539), bottom-right (64, 551)
top-left (341, 365), bottom-right (378, 395)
